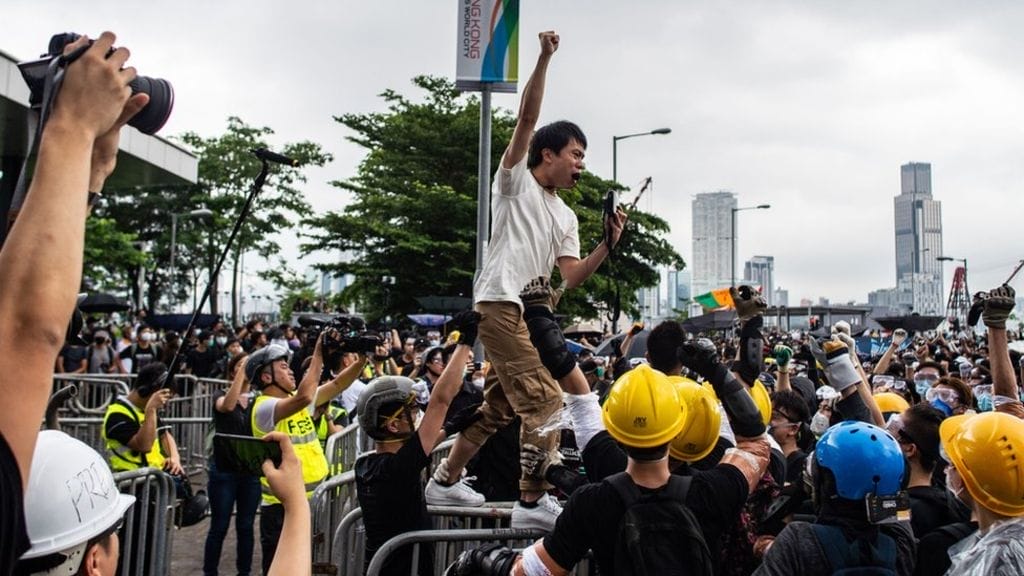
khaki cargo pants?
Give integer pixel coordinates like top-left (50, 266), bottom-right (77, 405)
top-left (461, 301), bottom-right (562, 492)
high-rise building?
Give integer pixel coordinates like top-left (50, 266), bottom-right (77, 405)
top-left (894, 163), bottom-right (943, 314)
top-left (744, 255), bottom-right (775, 306)
top-left (667, 268), bottom-right (692, 312)
top-left (774, 287), bottom-right (789, 307)
top-left (692, 191), bottom-right (736, 298)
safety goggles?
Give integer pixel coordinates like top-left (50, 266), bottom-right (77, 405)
top-left (382, 394), bottom-right (419, 425)
top-left (925, 387), bottom-right (960, 405)
top-left (914, 374), bottom-right (940, 386)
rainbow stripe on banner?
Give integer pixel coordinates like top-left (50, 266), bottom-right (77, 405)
top-left (693, 288), bottom-right (734, 310)
top-left (456, 0), bottom-right (520, 93)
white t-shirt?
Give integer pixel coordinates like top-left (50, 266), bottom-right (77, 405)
top-left (473, 155), bottom-right (580, 306)
top-left (253, 395), bottom-right (316, 435)
top-left (339, 380), bottom-right (368, 414)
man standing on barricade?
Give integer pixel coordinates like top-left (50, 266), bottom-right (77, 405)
top-left (426, 30), bottom-right (626, 532)
top-left (248, 331), bottom-right (367, 575)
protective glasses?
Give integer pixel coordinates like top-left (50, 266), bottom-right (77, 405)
top-left (925, 387), bottom-right (960, 405)
top-left (914, 374), bottom-right (940, 386)
top-left (382, 394), bottom-right (419, 425)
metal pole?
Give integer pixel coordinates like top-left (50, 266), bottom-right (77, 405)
top-left (170, 213), bottom-right (178, 312)
top-left (731, 208), bottom-right (737, 287)
top-left (473, 85), bottom-right (492, 360)
top-left (612, 137), bottom-right (618, 182)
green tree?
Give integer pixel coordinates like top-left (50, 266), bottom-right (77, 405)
top-left (303, 76), bottom-right (683, 326)
top-left (82, 217), bottom-right (149, 299)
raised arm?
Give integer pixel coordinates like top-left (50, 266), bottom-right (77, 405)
top-left (0, 32), bottom-right (148, 484)
top-left (976, 285), bottom-right (1019, 402)
top-left (502, 31), bottom-right (558, 169)
top-left (314, 352), bottom-right (368, 407)
top-left (216, 353), bottom-right (248, 413)
top-left (415, 312), bottom-right (479, 455)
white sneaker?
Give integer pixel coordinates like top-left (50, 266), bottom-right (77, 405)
top-left (425, 477), bottom-right (485, 507)
top-left (511, 493), bottom-right (562, 532)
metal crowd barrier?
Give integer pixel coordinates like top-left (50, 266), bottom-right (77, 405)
top-left (311, 470), bottom-right (358, 574)
top-left (324, 422), bottom-right (361, 474)
top-left (113, 467), bottom-right (176, 576)
top-left (51, 374), bottom-right (231, 474)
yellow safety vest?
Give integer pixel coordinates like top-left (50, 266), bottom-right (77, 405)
top-left (102, 398), bottom-right (166, 472)
top-left (252, 394), bottom-right (328, 505)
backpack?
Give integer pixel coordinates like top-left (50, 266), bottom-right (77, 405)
top-left (811, 523), bottom-right (898, 576)
top-left (606, 471), bottom-right (713, 576)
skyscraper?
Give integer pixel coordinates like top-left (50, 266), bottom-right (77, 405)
top-left (692, 191), bottom-right (736, 298)
top-left (894, 162), bottom-right (943, 314)
top-left (744, 255), bottom-right (775, 306)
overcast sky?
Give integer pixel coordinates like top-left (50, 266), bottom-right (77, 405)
top-left (4, 1), bottom-right (1024, 307)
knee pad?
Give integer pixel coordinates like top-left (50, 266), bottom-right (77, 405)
top-left (524, 313), bottom-right (576, 380)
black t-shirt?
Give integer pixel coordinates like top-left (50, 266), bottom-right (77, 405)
top-left (0, 432), bottom-right (30, 575)
top-left (186, 346), bottom-right (220, 378)
top-left (908, 485), bottom-right (969, 539)
top-left (211, 390), bottom-right (254, 470)
top-left (785, 449), bottom-right (808, 486)
top-left (542, 463), bottom-right (749, 574)
top-left (58, 344), bottom-right (88, 372)
top-left (104, 399), bottom-right (168, 463)
top-left (119, 343), bottom-right (161, 374)
top-left (914, 521), bottom-right (977, 576)
top-left (355, 438), bottom-right (432, 576)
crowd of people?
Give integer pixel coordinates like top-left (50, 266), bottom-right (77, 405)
top-left (5, 27), bottom-right (1024, 576)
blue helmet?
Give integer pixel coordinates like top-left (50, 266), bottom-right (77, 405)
top-left (815, 420), bottom-right (906, 500)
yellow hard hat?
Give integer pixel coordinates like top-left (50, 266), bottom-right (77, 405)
top-left (941, 412), bottom-right (1024, 517)
top-left (701, 377), bottom-right (772, 427)
top-left (603, 364), bottom-right (687, 449)
top-left (667, 376), bottom-right (721, 462)
top-left (873, 392), bottom-right (910, 415)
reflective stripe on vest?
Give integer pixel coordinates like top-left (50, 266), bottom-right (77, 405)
top-left (252, 394), bottom-right (328, 505)
top-left (102, 397), bottom-right (166, 472)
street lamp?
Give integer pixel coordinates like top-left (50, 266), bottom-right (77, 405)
top-left (169, 208), bottom-right (213, 311)
top-left (612, 127), bottom-right (671, 182)
top-left (731, 204), bottom-right (771, 287)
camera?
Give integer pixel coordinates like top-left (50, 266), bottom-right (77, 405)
top-left (297, 314), bottom-right (383, 356)
top-left (18, 32), bottom-right (174, 135)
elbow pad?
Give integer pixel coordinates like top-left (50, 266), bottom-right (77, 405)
top-left (735, 317), bottom-right (764, 385)
top-left (710, 368), bottom-right (765, 438)
top-left (523, 306), bottom-right (576, 380)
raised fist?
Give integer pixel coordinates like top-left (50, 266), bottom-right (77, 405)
top-left (539, 31), bottom-right (560, 55)
top-left (448, 310), bottom-right (481, 346)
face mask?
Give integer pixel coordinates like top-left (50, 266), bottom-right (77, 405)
top-left (977, 394), bottom-right (993, 412)
top-left (811, 411), bottom-right (831, 436)
top-left (207, 338), bottom-right (215, 347)
top-left (216, 336), bottom-right (227, 346)
top-left (915, 379), bottom-right (933, 397)
top-left (428, 339), bottom-right (440, 347)
top-left (471, 378), bottom-right (485, 391)
top-left (930, 398), bottom-right (955, 417)
top-left (193, 328), bottom-right (201, 337)
top-left (595, 367), bottom-right (605, 378)
top-left (945, 466), bottom-right (969, 505)
top-left (141, 332), bottom-right (155, 343)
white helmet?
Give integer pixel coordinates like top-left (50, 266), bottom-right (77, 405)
top-left (20, 431), bottom-right (135, 562)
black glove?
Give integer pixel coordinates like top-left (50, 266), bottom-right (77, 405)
top-left (449, 310), bottom-right (481, 346)
top-left (678, 338), bottom-right (722, 381)
top-left (443, 402), bottom-right (484, 437)
top-left (445, 544), bottom-right (518, 576)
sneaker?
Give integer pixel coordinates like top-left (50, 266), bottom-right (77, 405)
top-left (511, 493), bottom-right (562, 532)
top-left (425, 477), bottom-right (485, 507)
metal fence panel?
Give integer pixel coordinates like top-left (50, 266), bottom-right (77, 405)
top-left (311, 470), bottom-right (358, 574)
top-left (113, 467), bottom-right (176, 576)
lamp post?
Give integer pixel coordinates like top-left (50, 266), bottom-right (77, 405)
top-left (731, 204), bottom-right (771, 287)
top-left (612, 127), bottom-right (671, 182)
top-left (169, 208), bottom-right (213, 312)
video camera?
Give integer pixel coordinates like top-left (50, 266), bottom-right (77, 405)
top-left (18, 32), bottom-right (174, 135)
top-left (297, 314), bottom-right (382, 355)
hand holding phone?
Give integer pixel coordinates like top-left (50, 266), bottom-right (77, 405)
top-left (259, 432), bottom-right (306, 507)
top-left (214, 432), bottom-right (283, 476)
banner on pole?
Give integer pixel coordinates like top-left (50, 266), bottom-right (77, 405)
top-left (455, 0), bottom-right (519, 93)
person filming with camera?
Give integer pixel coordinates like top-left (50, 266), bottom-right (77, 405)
top-left (247, 326), bottom-right (370, 575)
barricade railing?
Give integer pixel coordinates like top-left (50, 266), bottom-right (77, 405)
top-left (113, 467), bottom-right (176, 576)
top-left (430, 436), bottom-right (456, 471)
top-left (324, 422), bottom-right (361, 474)
top-left (311, 470), bottom-right (358, 574)
top-left (364, 525), bottom-right (551, 576)
top-left (331, 504), bottom-right (555, 576)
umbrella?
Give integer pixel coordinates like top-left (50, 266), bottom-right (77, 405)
top-left (594, 330), bottom-right (649, 359)
top-left (681, 309), bottom-right (737, 333)
top-left (146, 313), bottom-right (221, 332)
top-left (407, 314), bottom-right (451, 327)
top-left (565, 339), bottom-right (594, 355)
top-left (78, 293), bottom-right (131, 314)
top-left (563, 321), bottom-right (603, 337)
top-left (873, 315), bottom-right (945, 333)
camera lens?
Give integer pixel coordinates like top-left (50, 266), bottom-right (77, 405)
top-left (128, 75), bottom-right (174, 134)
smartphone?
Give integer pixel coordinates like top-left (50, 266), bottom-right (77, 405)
top-left (213, 433), bottom-right (282, 475)
top-left (603, 190), bottom-right (617, 248)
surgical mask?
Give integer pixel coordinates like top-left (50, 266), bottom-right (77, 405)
top-left (914, 378), bottom-right (934, 397)
top-left (930, 398), bottom-right (954, 417)
top-left (141, 332), bottom-right (155, 342)
top-left (811, 411), bottom-right (831, 436)
top-left (595, 367), bottom-right (605, 378)
top-left (471, 377), bottom-right (485, 391)
top-left (216, 336), bottom-right (227, 346)
top-left (428, 339), bottom-right (440, 347)
top-left (193, 328), bottom-right (202, 337)
top-left (977, 394), bottom-right (993, 412)
top-left (207, 338), bottom-right (215, 347)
